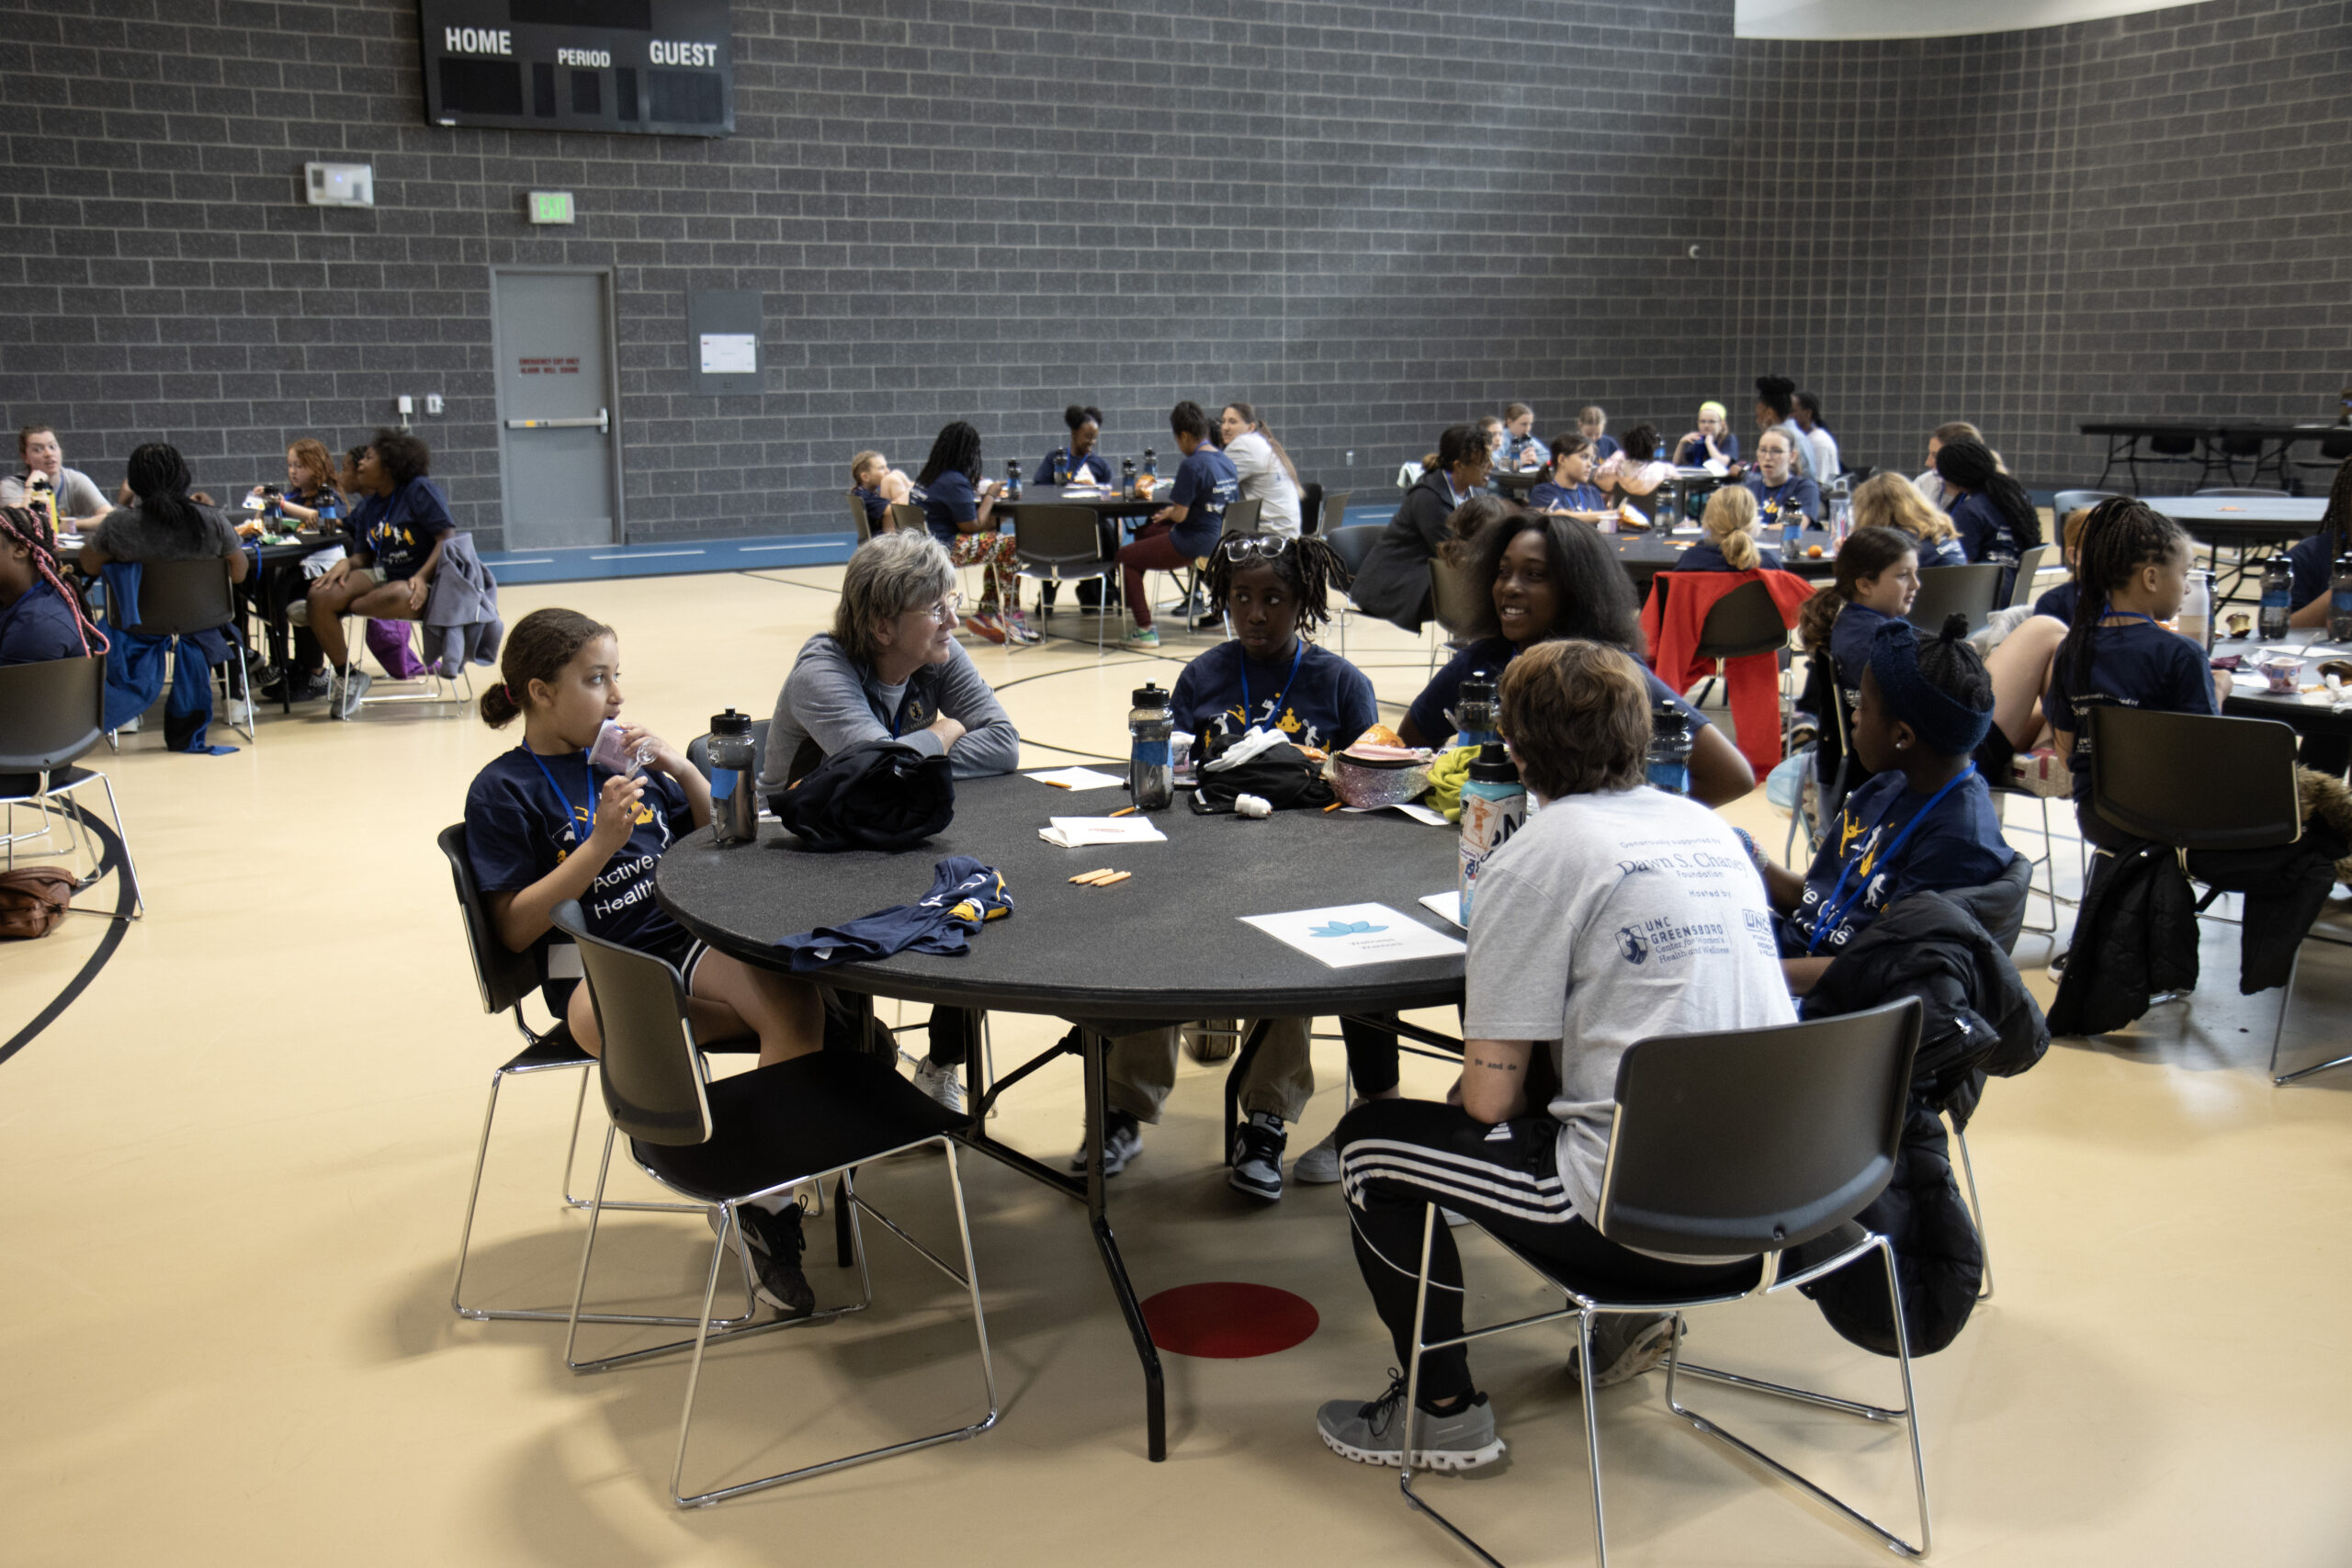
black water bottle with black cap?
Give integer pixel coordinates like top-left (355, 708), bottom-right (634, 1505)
top-left (2259, 554), bottom-right (2293, 640)
top-left (707, 708), bottom-right (759, 844)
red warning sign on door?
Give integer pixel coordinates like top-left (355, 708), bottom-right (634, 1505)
top-left (518, 357), bottom-right (580, 375)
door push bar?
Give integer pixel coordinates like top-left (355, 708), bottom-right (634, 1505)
top-left (507, 409), bottom-right (609, 433)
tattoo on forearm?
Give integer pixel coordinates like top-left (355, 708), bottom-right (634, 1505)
top-left (1468, 1055), bottom-right (1520, 1073)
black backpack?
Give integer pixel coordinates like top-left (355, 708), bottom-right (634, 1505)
top-left (771, 739), bottom-right (954, 852)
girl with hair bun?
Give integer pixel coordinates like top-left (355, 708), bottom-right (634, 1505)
top-left (1034, 403), bottom-right (1113, 488)
top-left (1683, 484), bottom-right (1779, 572)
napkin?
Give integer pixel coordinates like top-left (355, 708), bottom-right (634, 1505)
top-left (1039, 816), bottom-right (1169, 848)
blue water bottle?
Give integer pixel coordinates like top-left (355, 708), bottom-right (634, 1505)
top-left (1457, 743), bottom-right (1526, 926)
top-left (1646, 701), bottom-right (1693, 795)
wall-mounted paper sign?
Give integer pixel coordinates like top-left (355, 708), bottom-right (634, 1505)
top-left (698, 333), bottom-right (757, 375)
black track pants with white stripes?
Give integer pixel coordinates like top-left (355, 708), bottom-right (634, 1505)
top-left (1336, 1099), bottom-right (1755, 1404)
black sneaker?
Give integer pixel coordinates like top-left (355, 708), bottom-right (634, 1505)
top-left (1069, 1108), bottom-right (1143, 1177)
top-left (1228, 1111), bottom-right (1288, 1201)
top-left (259, 666), bottom-right (331, 703)
top-left (736, 1200), bottom-right (816, 1319)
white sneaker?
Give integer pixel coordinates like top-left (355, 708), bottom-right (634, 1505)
top-left (1294, 1130), bottom-right (1342, 1184)
top-left (114, 715), bottom-right (141, 735)
top-left (226, 697), bottom-right (254, 728)
top-left (334, 669), bottom-right (372, 719)
top-left (910, 1055), bottom-right (966, 1115)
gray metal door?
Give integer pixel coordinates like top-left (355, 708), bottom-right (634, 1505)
top-left (492, 269), bottom-right (620, 548)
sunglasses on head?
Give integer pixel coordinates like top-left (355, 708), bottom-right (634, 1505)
top-left (1219, 535), bottom-right (1290, 563)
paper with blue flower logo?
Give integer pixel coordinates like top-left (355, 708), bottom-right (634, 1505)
top-left (1239, 902), bottom-right (1466, 968)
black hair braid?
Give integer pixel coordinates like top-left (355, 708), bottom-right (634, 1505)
top-left (125, 442), bottom-right (207, 547)
top-left (916, 421), bottom-right (983, 487)
top-left (0, 503), bottom-right (107, 655)
top-left (1204, 534), bottom-right (1348, 633)
top-left (2057, 498), bottom-right (2188, 692)
top-left (1914, 612), bottom-right (1996, 716)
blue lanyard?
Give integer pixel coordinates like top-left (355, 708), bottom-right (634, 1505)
top-left (1238, 639), bottom-right (1306, 731)
top-left (525, 747), bottom-right (595, 839)
top-left (1807, 764), bottom-right (1975, 954)
top-left (2101, 611), bottom-right (2158, 628)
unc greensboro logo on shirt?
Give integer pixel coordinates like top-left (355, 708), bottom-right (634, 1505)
top-left (1616, 927), bottom-right (1650, 964)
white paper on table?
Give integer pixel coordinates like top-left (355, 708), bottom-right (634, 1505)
top-left (1039, 816), bottom-right (1169, 848)
top-left (1703, 457), bottom-right (1730, 477)
top-left (1342, 801), bottom-right (1451, 827)
top-left (1418, 890), bottom-right (1464, 930)
top-left (1028, 766), bottom-right (1125, 791)
top-left (1240, 902), bottom-right (1466, 968)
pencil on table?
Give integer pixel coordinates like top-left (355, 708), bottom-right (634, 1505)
top-left (1322, 801), bottom-right (1343, 812)
top-left (1069, 868), bottom-right (1116, 884)
top-left (1097, 872), bottom-right (1132, 886)
top-left (1109, 806), bottom-right (1138, 818)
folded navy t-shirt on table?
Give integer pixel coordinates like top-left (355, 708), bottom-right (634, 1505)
top-left (1779, 768), bottom-right (2013, 957)
top-left (1170, 639), bottom-right (1378, 755)
top-left (772, 855), bottom-right (1012, 973)
top-left (2040, 619), bottom-right (2218, 801)
top-left (465, 747), bottom-right (695, 1005)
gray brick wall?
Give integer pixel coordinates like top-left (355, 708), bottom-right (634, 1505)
top-left (1726, 0), bottom-right (2352, 492)
top-left (0, 0), bottom-right (1749, 549)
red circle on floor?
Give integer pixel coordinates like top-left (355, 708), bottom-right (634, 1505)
top-left (1141, 1281), bottom-right (1319, 1359)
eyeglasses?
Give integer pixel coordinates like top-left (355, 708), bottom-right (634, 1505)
top-left (913, 592), bottom-right (964, 625)
top-left (1219, 535), bottom-right (1289, 563)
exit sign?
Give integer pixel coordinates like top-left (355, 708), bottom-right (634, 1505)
top-left (526, 190), bottom-right (575, 224)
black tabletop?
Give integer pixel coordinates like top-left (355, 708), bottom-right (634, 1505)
top-left (2214, 635), bottom-right (2352, 738)
top-left (995, 486), bottom-right (1162, 517)
top-left (2081, 420), bottom-right (2341, 442)
top-left (1614, 526), bottom-right (1837, 582)
top-left (656, 773), bottom-right (1468, 1025)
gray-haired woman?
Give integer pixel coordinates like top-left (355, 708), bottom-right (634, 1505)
top-left (758, 530), bottom-right (1020, 1111)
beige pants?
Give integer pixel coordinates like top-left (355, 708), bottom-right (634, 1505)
top-left (1103, 1016), bottom-right (1314, 1125)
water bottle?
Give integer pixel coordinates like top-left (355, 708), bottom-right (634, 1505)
top-left (1127, 682), bottom-right (1174, 811)
top-left (1053, 449), bottom-right (1070, 487)
top-left (1646, 701), bottom-right (1693, 795)
top-left (1143, 446), bottom-right (1159, 481)
top-left (706, 707), bottom-right (759, 845)
top-left (1004, 458), bottom-right (1022, 501)
top-left (1457, 743), bottom-right (1526, 925)
top-left (2260, 555), bottom-right (2294, 640)
top-left (1121, 455), bottom-right (1137, 499)
top-left (1453, 669), bottom-right (1500, 748)
top-left (1829, 477), bottom-right (1853, 543)
top-left (2331, 553), bottom-right (2352, 644)
top-left (1778, 502), bottom-right (1801, 554)
top-left (316, 490), bottom-right (342, 526)
top-left (2177, 569), bottom-right (2211, 652)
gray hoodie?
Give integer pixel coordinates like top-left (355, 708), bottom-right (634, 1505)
top-left (759, 632), bottom-right (1020, 795)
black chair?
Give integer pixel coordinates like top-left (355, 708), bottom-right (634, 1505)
top-left (1297, 481), bottom-right (1325, 536)
top-left (2008, 542), bottom-right (2058, 607)
top-left (2130, 429), bottom-right (2206, 492)
top-left (1425, 554), bottom-right (1486, 671)
top-left (1682, 576), bottom-right (1792, 713)
top-left (2211, 429), bottom-right (2274, 488)
top-left (1317, 488), bottom-right (1352, 538)
top-left (1327, 523), bottom-right (1384, 658)
top-left (1905, 562), bottom-right (2006, 633)
top-left (885, 502), bottom-right (923, 535)
top-left (0, 653), bottom-right (142, 917)
top-left (2085, 707), bottom-right (2339, 1083)
top-left (844, 490), bottom-right (876, 544)
top-left (437, 824), bottom-right (765, 1327)
top-left (2052, 488), bottom-right (2127, 522)
top-left (1396, 1000), bottom-right (1928, 1567)
top-left (1009, 502), bottom-right (1116, 654)
top-left (1220, 496), bottom-right (1264, 536)
top-left (2292, 428), bottom-right (2352, 487)
top-left (119, 556), bottom-right (255, 743)
top-left (551, 900), bottom-right (998, 1508)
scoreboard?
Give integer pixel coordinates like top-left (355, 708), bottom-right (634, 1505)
top-left (418, 0), bottom-right (733, 137)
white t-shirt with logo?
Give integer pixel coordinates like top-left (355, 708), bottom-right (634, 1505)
top-left (1464, 785), bottom-right (1796, 1224)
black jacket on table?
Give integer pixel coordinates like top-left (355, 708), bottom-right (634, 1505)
top-left (2049, 838), bottom-right (2199, 1037)
top-left (1350, 469), bottom-right (1459, 632)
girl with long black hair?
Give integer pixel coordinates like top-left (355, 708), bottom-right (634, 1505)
top-left (1935, 436), bottom-right (2042, 568)
top-left (913, 420), bottom-right (1033, 645)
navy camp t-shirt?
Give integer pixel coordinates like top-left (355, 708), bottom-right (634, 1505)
top-left (1170, 639), bottom-right (1379, 755)
top-left (2032, 580), bottom-right (2080, 625)
top-left (350, 477), bottom-right (454, 580)
top-left (1781, 768), bottom-right (2012, 955)
top-left (913, 468), bottom-right (979, 547)
top-left (1528, 480), bottom-right (1606, 513)
top-left (1950, 491), bottom-right (2021, 566)
top-left (1679, 540), bottom-right (1784, 572)
top-left (1167, 446), bottom-right (1238, 557)
top-left (2041, 619), bottom-right (2218, 801)
top-left (1408, 636), bottom-right (1708, 749)
top-left (464, 747), bottom-right (695, 995)
top-left (1828, 604), bottom-right (1895, 719)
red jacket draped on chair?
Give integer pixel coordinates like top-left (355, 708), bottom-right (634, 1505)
top-left (1640, 568), bottom-right (1818, 775)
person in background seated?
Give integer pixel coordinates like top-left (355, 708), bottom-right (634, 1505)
top-left (1477, 415), bottom-right (1508, 475)
top-left (0, 504), bottom-right (103, 665)
top-left (1935, 437), bottom-right (2042, 569)
top-left (1220, 400), bottom-right (1304, 537)
top-left (1672, 400), bottom-right (1740, 468)
top-left (1351, 423), bottom-right (1490, 634)
top-left (1119, 400), bottom-right (1238, 649)
top-left (758, 530), bottom-right (1020, 1111)
top-left (850, 449), bottom-right (911, 529)
top-left (1397, 506), bottom-right (1754, 800)
top-left (2044, 499), bottom-right (2226, 848)
top-left (1314, 639), bottom-right (1796, 1472)
top-left (1499, 403), bottom-right (1549, 471)
top-left (1797, 526), bottom-right (1917, 732)
top-left (1757, 615), bottom-right (2013, 995)
top-left (1577, 405), bottom-right (1620, 465)
top-left (1525, 434), bottom-right (1615, 522)
top-left (1850, 471), bottom-right (1966, 568)
top-left (242, 438), bottom-right (345, 535)
top-left (1035, 404), bottom-right (1112, 488)
top-left (2285, 457), bottom-right (2352, 630)
top-left (299, 429), bottom-right (453, 718)
top-left (1751, 375), bottom-right (1814, 480)
top-left (1087, 533), bottom-right (1392, 1200)
top-left (1, 425), bottom-right (110, 538)
top-left (2030, 507), bottom-right (2097, 624)
top-left (1682, 484), bottom-right (1781, 571)
top-left (1595, 424), bottom-right (1672, 512)
top-left (465, 607), bottom-right (827, 1316)
top-left (912, 420), bottom-right (1035, 646)
top-left (1793, 389), bottom-right (1840, 480)
top-left (1912, 421), bottom-right (1988, 513)
top-left (1743, 429), bottom-right (1822, 526)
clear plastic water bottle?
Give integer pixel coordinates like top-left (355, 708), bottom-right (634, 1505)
top-left (1121, 455), bottom-right (1137, 500)
top-left (2260, 555), bottom-right (2294, 640)
top-left (1457, 742), bottom-right (1525, 925)
top-left (2177, 569), bottom-right (2211, 651)
top-left (1828, 477), bottom-right (1852, 544)
top-left (1646, 701), bottom-right (1693, 795)
top-left (1142, 447), bottom-right (1159, 482)
top-left (706, 707), bottom-right (759, 845)
top-left (1127, 682), bottom-right (1174, 810)
top-left (1053, 449), bottom-right (1070, 487)
top-left (1004, 458), bottom-right (1022, 501)
top-left (2330, 553), bottom-right (2352, 644)
top-left (1453, 669), bottom-right (1500, 748)
top-left (1779, 502), bottom-right (1802, 554)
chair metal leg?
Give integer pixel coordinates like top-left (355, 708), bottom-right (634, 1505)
top-left (1662, 1238), bottom-right (1930, 1559)
top-left (2270, 945), bottom-right (2350, 1084)
top-left (89, 773), bottom-right (144, 917)
top-left (1951, 1120), bottom-right (1994, 1302)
